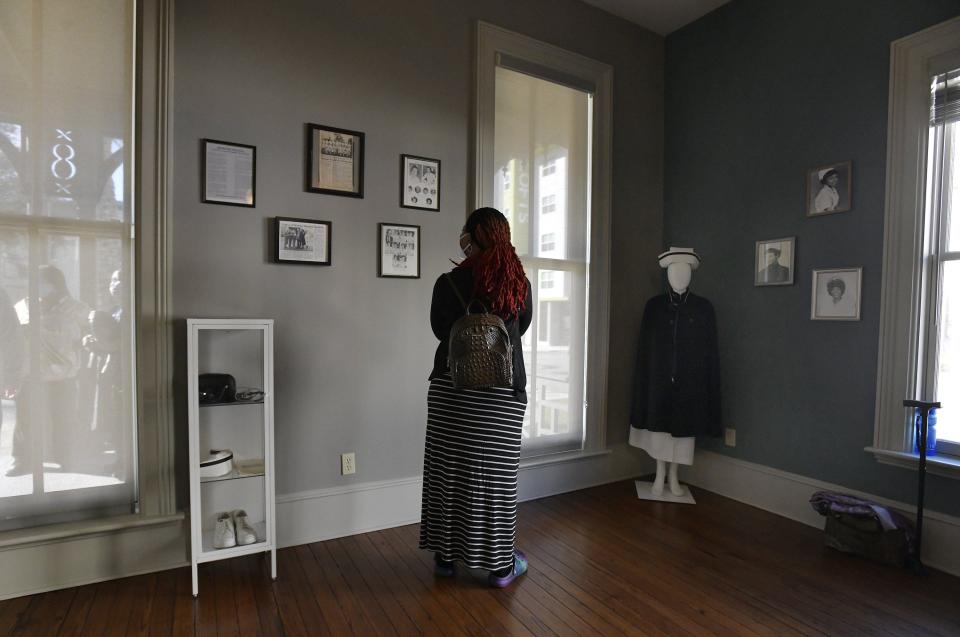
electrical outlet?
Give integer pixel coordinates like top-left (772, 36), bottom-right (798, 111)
top-left (341, 452), bottom-right (356, 475)
top-left (724, 428), bottom-right (736, 447)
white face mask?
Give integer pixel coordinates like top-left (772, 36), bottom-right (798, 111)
top-left (460, 231), bottom-right (473, 258)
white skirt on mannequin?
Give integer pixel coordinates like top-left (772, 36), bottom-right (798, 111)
top-left (629, 427), bottom-right (694, 465)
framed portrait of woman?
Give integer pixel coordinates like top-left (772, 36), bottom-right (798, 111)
top-left (811, 267), bottom-right (862, 320)
top-left (806, 161), bottom-right (852, 216)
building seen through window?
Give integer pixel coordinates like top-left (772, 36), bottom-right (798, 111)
top-left (0, 0), bottom-right (137, 530)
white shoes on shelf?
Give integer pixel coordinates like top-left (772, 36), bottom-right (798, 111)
top-left (233, 509), bottom-right (258, 545)
top-left (213, 512), bottom-right (236, 549)
top-left (212, 509), bottom-right (258, 549)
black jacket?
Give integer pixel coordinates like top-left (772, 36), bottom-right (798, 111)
top-left (429, 267), bottom-right (533, 402)
top-left (631, 291), bottom-right (722, 437)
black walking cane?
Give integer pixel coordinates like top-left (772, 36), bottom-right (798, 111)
top-left (902, 399), bottom-right (939, 575)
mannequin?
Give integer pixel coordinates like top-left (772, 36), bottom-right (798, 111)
top-left (630, 247), bottom-right (722, 502)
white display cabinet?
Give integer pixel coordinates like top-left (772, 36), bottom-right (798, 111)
top-left (187, 319), bottom-right (276, 596)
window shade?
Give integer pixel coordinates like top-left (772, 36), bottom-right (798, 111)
top-left (0, 0), bottom-right (137, 531)
top-left (496, 53), bottom-right (596, 94)
top-left (931, 68), bottom-right (960, 125)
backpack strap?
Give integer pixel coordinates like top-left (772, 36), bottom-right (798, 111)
top-left (445, 273), bottom-right (469, 312)
top-left (445, 273), bottom-right (489, 314)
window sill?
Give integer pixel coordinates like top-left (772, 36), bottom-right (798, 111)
top-left (865, 446), bottom-right (960, 480)
top-left (0, 511), bottom-right (185, 552)
top-left (519, 447), bottom-right (612, 470)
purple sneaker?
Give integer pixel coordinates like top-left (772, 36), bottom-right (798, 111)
top-left (488, 550), bottom-right (528, 588)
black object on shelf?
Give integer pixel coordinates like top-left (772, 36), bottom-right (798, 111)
top-left (902, 398), bottom-right (940, 575)
top-left (199, 373), bottom-right (237, 404)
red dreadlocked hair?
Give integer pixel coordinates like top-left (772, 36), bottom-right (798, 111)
top-left (457, 207), bottom-right (528, 318)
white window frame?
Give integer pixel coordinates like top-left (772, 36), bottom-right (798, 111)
top-left (872, 16), bottom-right (960, 479)
top-left (474, 21), bottom-right (612, 457)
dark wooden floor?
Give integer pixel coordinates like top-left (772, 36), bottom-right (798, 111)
top-left (2, 480), bottom-right (959, 636)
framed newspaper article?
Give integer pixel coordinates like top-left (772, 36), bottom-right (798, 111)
top-left (274, 217), bottom-right (331, 265)
top-left (378, 223), bottom-right (420, 279)
top-left (306, 123), bottom-right (364, 197)
top-left (202, 139), bottom-right (256, 207)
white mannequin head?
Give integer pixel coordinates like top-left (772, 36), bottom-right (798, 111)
top-left (657, 246), bottom-right (700, 294)
top-left (666, 262), bottom-right (692, 294)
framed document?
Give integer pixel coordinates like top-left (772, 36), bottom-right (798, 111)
top-left (378, 223), bottom-right (420, 279)
top-left (400, 154), bottom-right (440, 211)
top-left (306, 123), bottom-right (364, 197)
top-left (275, 217), bottom-right (331, 265)
top-left (202, 139), bottom-right (256, 207)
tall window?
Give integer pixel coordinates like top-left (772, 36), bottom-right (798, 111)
top-left (874, 18), bottom-right (960, 472)
top-left (477, 22), bottom-right (611, 459)
top-left (493, 67), bottom-right (589, 456)
top-left (919, 67), bottom-right (960, 456)
top-left (0, 0), bottom-right (137, 530)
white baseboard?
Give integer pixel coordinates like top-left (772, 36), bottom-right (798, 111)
top-left (0, 517), bottom-right (189, 601)
top-left (276, 476), bottom-right (424, 548)
top-left (681, 450), bottom-right (960, 577)
top-left (276, 443), bottom-right (651, 548)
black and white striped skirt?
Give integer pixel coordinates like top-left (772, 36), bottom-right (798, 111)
top-left (418, 373), bottom-right (526, 572)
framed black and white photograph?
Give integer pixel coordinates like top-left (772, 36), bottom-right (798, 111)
top-left (306, 123), bottom-right (364, 197)
top-left (806, 160), bottom-right (852, 216)
top-left (378, 223), bottom-right (420, 278)
top-left (275, 217), bottom-right (331, 265)
top-left (755, 237), bottom-right (795, 286)
top-left (811, 268), bottom-right (862, 320)
top-left (400, 155), bottom-right (440, 210)
top-left (202, 139), bottom-right (256, 207)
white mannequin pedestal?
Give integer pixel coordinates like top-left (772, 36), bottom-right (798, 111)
top-left (635, 479), bottom-right (696, 504)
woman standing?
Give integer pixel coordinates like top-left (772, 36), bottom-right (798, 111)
top-left (419, 207), bottom-right (533, 588)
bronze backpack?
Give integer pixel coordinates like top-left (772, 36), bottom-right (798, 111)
top-left (445, 274), bottom-right (513, 389)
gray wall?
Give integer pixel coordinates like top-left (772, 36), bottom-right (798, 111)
top-left (173, 0), bottom-right (663, 498)
top-left (665, 0), bottom-right (960, 515)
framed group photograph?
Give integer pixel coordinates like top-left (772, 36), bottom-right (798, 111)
top-left (400, 154), bottom-right (440, 210)
top-left (202, 139), bottom-right (256, 207)
top-left (755, 237), bottom-right (795, 286)
top-left (378, 223), bottom-right (420, 278)
top-left (811, 268), bottom-right (862, 321)
top-left (274, 217), bottom-right (331, 265)
top-left (806, 160), bottom-right (852, 216)
top-left (306, 123), bottom-right (364, 197)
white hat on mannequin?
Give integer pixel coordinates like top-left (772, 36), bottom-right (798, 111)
top-left (657, 247), bottom-right (700, 270)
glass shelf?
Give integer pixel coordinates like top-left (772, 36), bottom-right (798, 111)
top-left (199, 399), bottom-right (264, 408)
top-left (200, 459), bottom-right (265, 483)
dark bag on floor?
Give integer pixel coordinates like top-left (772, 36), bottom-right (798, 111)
top-left (445, 274), bottom-right (512, 389)
top-left (811, 491), bottom-right (912, 568)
